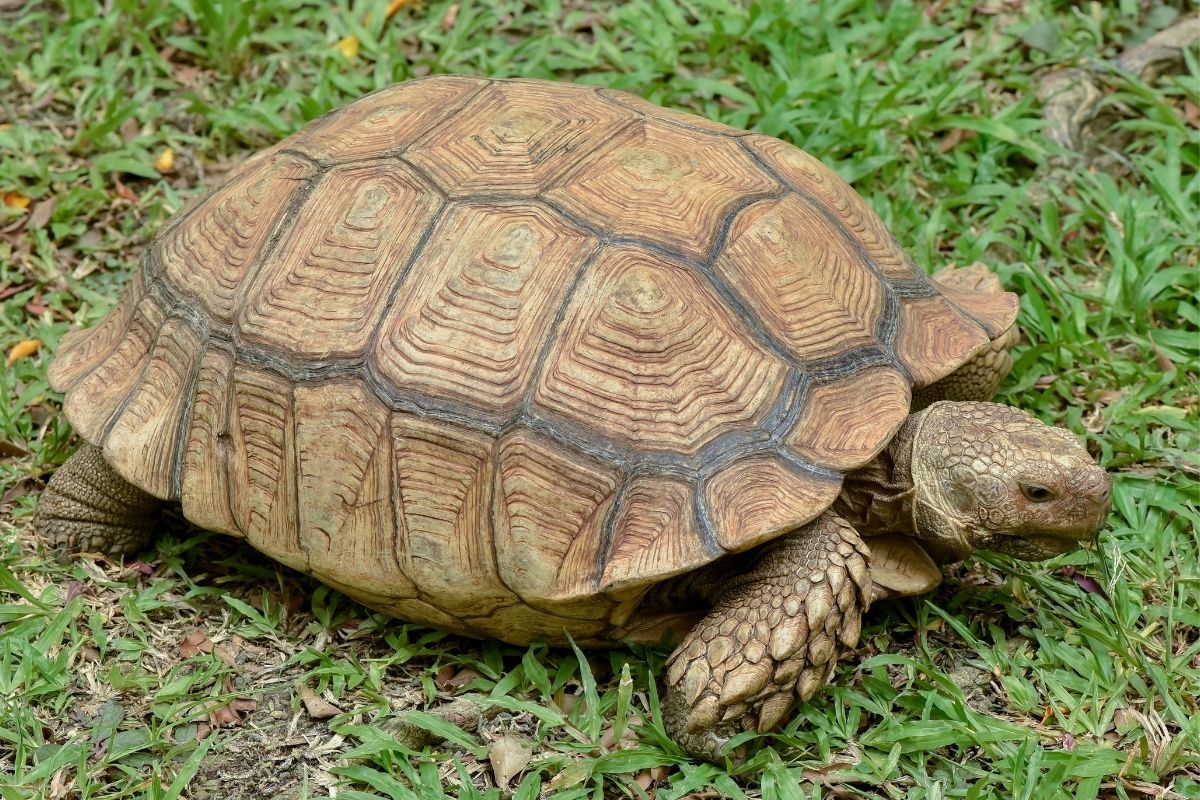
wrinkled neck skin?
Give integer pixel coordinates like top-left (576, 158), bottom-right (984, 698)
top-left (836, 409), bottom-right (975, 565)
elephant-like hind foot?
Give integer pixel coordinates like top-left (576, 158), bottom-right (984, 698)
top-left (34, 442), bottom-right (164, 558)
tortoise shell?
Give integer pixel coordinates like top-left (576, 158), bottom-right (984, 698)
top-left (48, 77), bottom-right (1017, 644)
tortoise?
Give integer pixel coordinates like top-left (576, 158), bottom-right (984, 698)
top-left (36, 76), bottom-right (1112, 761)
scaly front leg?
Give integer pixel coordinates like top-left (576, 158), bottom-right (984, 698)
top-left (662, 512), bottom-right (872, 761)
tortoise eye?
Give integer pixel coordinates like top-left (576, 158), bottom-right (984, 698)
top-left (1021, 484), bottom-right (1055, 503)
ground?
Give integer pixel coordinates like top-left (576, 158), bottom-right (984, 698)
top-left (0, 1), bottom-right (1198, 798)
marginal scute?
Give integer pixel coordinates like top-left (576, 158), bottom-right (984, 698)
top-left (237, 163), bottom-right (441, 359)
top-left (292, 75), bottom-right (486, 162)
top-left (155, 153), bottom-right (315, 323)
top-left (786, 367), bottom-right (911, 471)
top-left (405, 81), bottom-right (634, 197)
top-left (468, 603), bottom-right (613, 647)
top-left (493, 430), bottom-right (620, 604)
top-left (63, 299), bottom-right (165, 445)
top-left (294, 380), bottom-right (417, 600)
top-left (931, 264), bottom-right (1020, 339)
top-left (102, 317), bottom-right (200, 500)
top-left (180, 347), bottom-right (238, 537)
top-left (533, 246), bottom-right (787, 454)
top-left (894, 295), bottom-right (991, 388)
top-left (372, 202), bottom-right (595, 416)
top-left (226, 365), bottom-right (304, 572)
top-left (49, 269), bottom-right (146, 393)
top-left (391, 415), bottom-right (516, 617)
top-left (546, 118), bottom-right (777, 259)
top-left (747, 134), bottom-right (921, 281)
top-left (715, 195), bottom-right (885, 361)
top-left (704, 456), bottom-right (843, 552)
top-left (601, 478), bottom-right (709, 591)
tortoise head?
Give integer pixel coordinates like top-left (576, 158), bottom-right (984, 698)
top-left (908, 401), bottom-right (1111, 562)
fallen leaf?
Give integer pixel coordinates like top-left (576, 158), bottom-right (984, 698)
top-left (179, 629), bottom-right (214, 657)
top-left (154, 147), bottom-right (175, 173)
top-left (25, 300), bottom-right (50, 316)
top-left (489, 733), bottom-right (533, 788)
top-left (0, 476), bottom-right (35, 510)
top-left (112, 176), bottom-right (137, 202)
top-left (6, 338), bottom-right (42, 366)
top-left (1183, 99), bottom-right (1200, 128)
top-left (1071, 572), bottom-right (1108, 598)
top-left (295, 681), bottom-right (342, 719)
top-left (0, 440), bottom-right (31, 457)
top-left (433, 663), bottom-right (457, 690)
top-left (938, 128), bottom-right (977, 152)
top-left (27, 198), bottom-right (55, 229)
top-left (0, 282), bottom-right (32, 301)
top-left (336, 35), bottom-right (359, 59)
top-left (384, 0), bottom-right (412, 18)
top-left (119, 117), bottom-right (140, 143)
top-left (3, 192), bottom-right (30, 210)
top-left (213, 644), bottom-right (236, 667)
top-left (441, 3), bottom-right (459, 30)
top-left (548, 761), bottom-right (591, 791)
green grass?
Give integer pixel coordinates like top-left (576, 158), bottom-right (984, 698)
top-left (1, 0), bottom-right (1198, 797)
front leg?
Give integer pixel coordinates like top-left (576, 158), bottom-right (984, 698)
top-left (663, 512), bottom-right (871, 761)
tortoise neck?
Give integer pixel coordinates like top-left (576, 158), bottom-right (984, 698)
top-left (834, 411), bottom-right (923, 538)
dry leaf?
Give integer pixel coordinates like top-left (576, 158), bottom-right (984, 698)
top-left (3, 192), bottom-right (30, 210)
top-left (336, 35), bottom-right (359, 59)
top-left (6, 338), bottom-right (42, 367)
top-left (489, 733), bottom-right (533, 788)
top-left (938, 128), bottom-right (977, 153)
top-left (154, 147), bottom-right (175, 173)
top-left (384, 0), bottom-right (412, 19)
top-left (295, 682), bottom-right (342, 719)
top-left (27, 198), bottom-right (55, 229)
top-left (179, 629), bottom-right (214, 657)
top-left (112, 176), bottom-right (137, 202)
top-left (441, 3), bottom-right (459, 30)
top-left (0, 283), bottom-right (31, 301)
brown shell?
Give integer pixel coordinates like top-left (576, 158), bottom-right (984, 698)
top-left (48, 77), bottom-right (1017, 644)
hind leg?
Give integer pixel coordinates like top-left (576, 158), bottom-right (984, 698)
top-left (35, 443), bottom-right (164, 557)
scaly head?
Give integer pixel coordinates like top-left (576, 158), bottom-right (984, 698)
top-left (909, 401), bottom-right (1111, 561)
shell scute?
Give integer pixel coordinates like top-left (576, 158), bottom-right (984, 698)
top-left (155, 154), bottom-right (315, 324)
top-left (545, 118), bottom-right (778, 259)
top-left (601, 478), bottom-right (709, 592)
top-left (785, 367), bottom-right (912, 471)
top-left (715, 195), bottom-right (885, 362)
top-left (493, 429), bottom-right (620, 604)
top-left (405, 80), bottom-right (635, 197)
top-left (531, 246), bottom-right (787, 455)
top-left (237, 162), bottom-right (441, 360)
top-left (371, 201), bottom-right (595, 416)
top-left (102, 316), bottom-right (200, 499)
top-left (391, 415), bottom-right (516, 617)
top-left (292, 75), bottom-right (486, 162)
top-left (64, 298), bottom-right (165, 445)
top-left (704, 456), bottom-right (842, 553)
top-left (747, 134), bottom-right (921, 281)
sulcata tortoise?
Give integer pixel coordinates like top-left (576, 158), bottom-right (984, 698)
top-left (36, 76), bottom-right (1112, 761)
